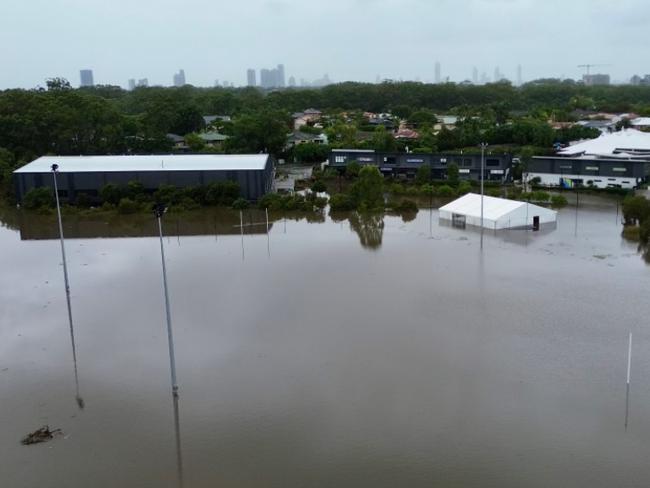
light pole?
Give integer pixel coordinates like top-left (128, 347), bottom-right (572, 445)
top-left (51, 164), bottom-right (84, 409)
top-left (154, 203), bottom-right (179, 396)
top-left (480, 142), bottom-right (488, 249)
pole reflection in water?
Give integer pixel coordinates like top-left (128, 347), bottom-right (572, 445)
top-left (172, 392), bottom-right (184, 488)
top-left (51, 164), bottom-right (84, 410)
top-left (266, 208), bottom-right (270, 258)
top-left (625, 332), bottom-right (632, 430)
top-left (240, 210), bottom-right (245, 261)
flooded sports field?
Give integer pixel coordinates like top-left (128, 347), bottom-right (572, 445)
top-left (1, 196), bottom-right (650, 487)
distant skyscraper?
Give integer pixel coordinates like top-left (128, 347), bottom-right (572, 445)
top-left (137, 78), bottom-right (148, 87)
top-left (128, 79), bottom-right (136, 90)
top-left (472, 66), bottom-right (479, 84)
top-left (434, 62), bottom-right (441, 83)
top-left (80, 69), bottom-right (94, 87)
top-left (247, 69), bottom-right (256, 86)
top-left (214, 79), bottom-right (220, 87)
top-left (288, 76), bottom-right (296, 87)
top-left (173, 69), bottom-right (186, 87)
top-left (277, 64), bottom-right (285, 87)
top-left (259, 65), bottom-right (286, 88)
top-left (376, 74), bottom-right (381, 84)
top-left (517, 64), bottom-right (522, 86)
top-left (493, 66), bottom-right (504, 82)
top-left (260, 68), bottom-right (271, 88)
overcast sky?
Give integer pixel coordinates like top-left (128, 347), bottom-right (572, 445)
top-left (1, 0), bottom-right (647, 89)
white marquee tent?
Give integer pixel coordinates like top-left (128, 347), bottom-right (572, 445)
top-left (439, 193), bottom-right (557, 230)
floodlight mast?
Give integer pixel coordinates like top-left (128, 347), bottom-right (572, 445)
top-left (154, 203), bottom-right (178, 395)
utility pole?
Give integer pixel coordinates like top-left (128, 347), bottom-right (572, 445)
top-left (154, 203), bottom-right (179, 396)
top-left (480, 143), bottom-right (488, 249)
top-left (51, 164), bottom-right (84, 409)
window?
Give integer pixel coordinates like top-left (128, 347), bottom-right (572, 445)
top-left (486, 159), bottom-right (500, 167)
top-left (463, 158), bottom-right (472, 167)
top-left (335, 155), bottom-right (345, 163)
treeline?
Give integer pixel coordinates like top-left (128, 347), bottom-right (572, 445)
top-left (2, 79), bottom-right (650, 181)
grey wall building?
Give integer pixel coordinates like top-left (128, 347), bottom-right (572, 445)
top-left (80, 69), bottom-right (94, 87)
top-left (14, 154), bottom-right (275, 202)
top-left (583, 73), bottom-right (610, 86)
top-left (128, 78), bottom-right (136, 90)
top-left (527, 156), bottom-right (649, 189)
top-left (329, 149), bottom-right (513, 182)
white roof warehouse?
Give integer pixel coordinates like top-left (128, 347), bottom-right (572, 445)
top-left (13, 154), bottom-right (274, 202)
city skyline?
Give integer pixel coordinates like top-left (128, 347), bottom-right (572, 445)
top-left (2, 0), bottom-right (649, 89)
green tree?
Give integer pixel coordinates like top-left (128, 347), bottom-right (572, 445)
top-left (371, 125), bottom-right (396, 152)
top-left (227, 110), bottom-right (290, 155)
top-left (345, 161), bottom-right (361, 178)
top-left (185, 133), bottom-right (206, 152)
top-left (415, 164), bottom-right (431, 185)
top-left (293, 143), bottom-right (330, 163)
top-left (409, 109), bottom-right (437, 127)
top-left (622, 196), bottom-right (650, 226)
top-left (447, 163), bottom-right (459, 186)
top-left (351, 165), bottom-right (384, 210)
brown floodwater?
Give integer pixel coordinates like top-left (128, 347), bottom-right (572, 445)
top-left (1, 197), bottom-right (649, 487)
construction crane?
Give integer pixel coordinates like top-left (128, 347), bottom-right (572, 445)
top-left (578, 64), bottom-right (611, 76)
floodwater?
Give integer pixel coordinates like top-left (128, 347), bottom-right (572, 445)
top-left (1, 197), bottom-right (650, 487)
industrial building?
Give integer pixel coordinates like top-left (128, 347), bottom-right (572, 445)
top-left (329, 149), bottom-right (513, 182)
top-left (13, 154), bottom-right (274, 202)
top-left (526, 129), bottom-right (650, 189)
top-left (439, 193), bottom-right (557, 230)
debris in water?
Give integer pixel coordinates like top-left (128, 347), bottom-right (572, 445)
top-left (21, 426), bottom-right (62, 445)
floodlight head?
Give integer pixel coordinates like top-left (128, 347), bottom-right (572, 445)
top-left (153, 203), bottom-right (167, 218)
top-left (51, 163), bottom-right (59, 172)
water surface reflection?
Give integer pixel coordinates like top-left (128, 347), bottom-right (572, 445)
top-left (1, 198), bottom-right (648, 488)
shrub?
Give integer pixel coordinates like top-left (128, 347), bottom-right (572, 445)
top-left (232, 197), bottom-right (250, 210)
top-left (420, 184), bottom-right (435, 197)
top-left (437, 185), bottom-right (455, 197)
top-left (531, 190), bottom-right (550, 202)
top-left (258, 193), bottom-right (284, 210)
top-left (100, 183), bottom-right (125, 205)
top-left (329, 193), bottom-right (356, 211)
top-left (117, 197), bottom-right (139, 214)
top-left (74, 192), bottom-right (92, 207)
top-left (397, 199), bottom-right (418, 213)
top-left (311, 195), bottom-right (328, 209)
top-left (345, 161), bottom-right (361, 178)
top-left (311, 180), bottom-right (327, 193)
top-left (23, 187), bottom-right (54, 209)
top-left (622, 225), bottom-right (640, 242)
top-left (457, 181), bottom-right (472, 195)
top-left (550, 195), bottom-right (568, 208)
top-left (127, 180), bottom-right (145, 198)
top-left (622, 195), bottom-right (650, 225)
top-left (176, 197), bottom-right (200, 211)
top-left (154, 184), bottom-right (181, 206)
